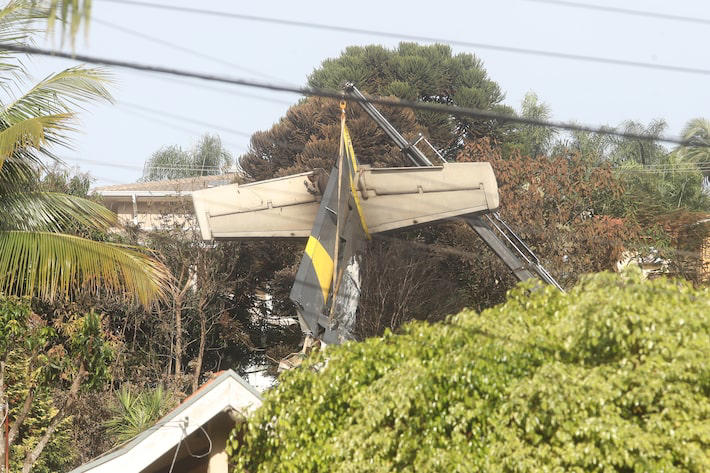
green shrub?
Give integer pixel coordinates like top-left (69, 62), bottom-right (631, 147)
top-left (229, 270), bottom-right (710, 472)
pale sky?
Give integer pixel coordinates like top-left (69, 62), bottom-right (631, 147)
top-left (22, 0), bottom-right (710, 186)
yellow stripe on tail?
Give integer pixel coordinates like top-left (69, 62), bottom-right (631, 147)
top-left (304, 236), bottom-right (334, 303)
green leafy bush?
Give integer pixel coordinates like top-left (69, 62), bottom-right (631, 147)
top-left (229, 270), bottom-right (710, 472)
top-left (1, 297), bottom-right (114, 472)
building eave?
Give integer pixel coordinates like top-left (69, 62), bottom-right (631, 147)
top-left (68, 370), bottom-right (261, 473)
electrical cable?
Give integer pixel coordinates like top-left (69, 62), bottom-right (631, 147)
top-left (167, 426), bottom-right (182, 473)
top-left (183, 425), bottom-right (212, 459)
top-left (114, 106), bottom-right (247, 153)
top-left (119, 97), bottom-right (327, 153)
top-left (624, 168), bottom-right (710, 173)
top-left (619, 168), bottom-right (710, 172)
top-left (51, 151), bottom-right (710, 174)
top-left (616, 164), bottom-right (710, 172)
top-left (119, 101), bottom-right (253, 138)
top-left (0, 44), bottom-right (702, 265)
top-left (113, 80), bottom-right (298, 157)
top-left (95, 0), bottom-right (710, 77)
top-left (615, 161), bottom-right (708, 167)
top-left (132, 71), bottom-right (295, 106)
top-left (37, 155), bottom-right (238, 187)
top-left (55, 155), bottom-right (240, 176)
top-left (62, 157), bottom-right (208, 171)
top-left (2, 42), bottom-right (706, 148)
top-left (520, 0), bottom-right (710, 27)
top-left (92, 16), bottom-right (289, 83)
top-left (0, 3), bottom-right (698, 333)
top-left (114, 104), bottom-right (289, 174)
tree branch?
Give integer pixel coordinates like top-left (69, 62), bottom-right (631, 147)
top-left (21, 364), bottom-right (85, 473)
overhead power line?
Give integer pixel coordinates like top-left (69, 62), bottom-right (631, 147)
top-left (120, 101), bottom-right (253, 138)
top-left (118, 94), bottom-right (296, 154)
top-left (521, 0), bottom-right (710, 27)
top-left (134, 72), bottom-right (295, 106)
top-left (97, 0), bottom-right (710, 77)
top-left (623, 167), bottom-right (710, 174)
top-left (116, 106), bottom-right (247, 152)
top-left (3, 42), bottom-right (705, 148)
top-left (618, 163), bottom-right (710, 169)
top-left (92, 16), bottom-right (289, 83)
top-left (63, 155), bottom-right (223, 171)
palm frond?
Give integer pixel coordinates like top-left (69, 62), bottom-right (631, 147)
top-left (0, 1), bottom-right (35, 39)
top-left (681, 118), bottom-right (710, 143)
top-left (0, 1), bottom-right (47, 85)
top-left (105, 385), bottom-right (172, 445)
top-left (43, 0), bottom-right (91, 47)
top-left (0, 191), bottom-right (116, 231)
top-left (0, 231), bottom-right (170, 308)
top-left (3, 66), bottom-right (113, 120)
top-left (0, 148), bottom-right (43, 191)
top-left (0, 66), bottom-right (113, 170)
top-left (679, 118), bottom-right (710, 167)
top-left (0, 113), bottom-right (74, 167)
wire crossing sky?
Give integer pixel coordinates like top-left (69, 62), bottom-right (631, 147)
top-left (15, 0), bottom-right (710, 186)
top-left (97, 0), bottom-right (710, 77)
top-left (520, 0), bottom-right (710, 26)
top-left (3, 42), bottom-right (705, 148)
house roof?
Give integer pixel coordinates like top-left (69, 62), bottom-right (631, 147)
top-left (69, 370), bottom-right (261, 473)
top-left (93, 173), bottom-right (241, 194)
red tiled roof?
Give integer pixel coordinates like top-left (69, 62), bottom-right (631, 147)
top-left (176, 371), bottom-right (227, 407)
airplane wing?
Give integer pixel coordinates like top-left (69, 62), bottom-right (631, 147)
top-left (191, 137), bottom-right (499, 343)
top-left (191, 163), bottom-right (499, 239)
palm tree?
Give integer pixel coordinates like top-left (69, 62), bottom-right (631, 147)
top-left (0, 1), bottom-right (169, 306)
top-left (104, 385), bottom-right (174, 445)
top-left (517, 91), bottom-right (557, 157)
top-left (679, 118), bottom-right (710, 168)
top-left (38, 0), bottom-right (91, 46)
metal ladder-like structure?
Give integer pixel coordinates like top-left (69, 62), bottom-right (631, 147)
top-left (345, 84), bottom-right (563, 291)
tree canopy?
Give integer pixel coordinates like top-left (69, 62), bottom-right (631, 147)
top-left (142, 133), bottom-right (233, 181)
top-left (1, 297), bottom-right (114, 473)
top-left (229, 270), bottom-right (710, 472)
top-left (236, 42), bottom-right (709, 339)
top-left (241, 43), bottom-right (509, 180)
top-left (679, 118), bottom-right (710, 175)
top-left (460, 139), bottom-right (636, 289)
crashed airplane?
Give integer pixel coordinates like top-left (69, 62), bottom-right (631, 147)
top-left (192, 85), bottom-right (561, 345)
